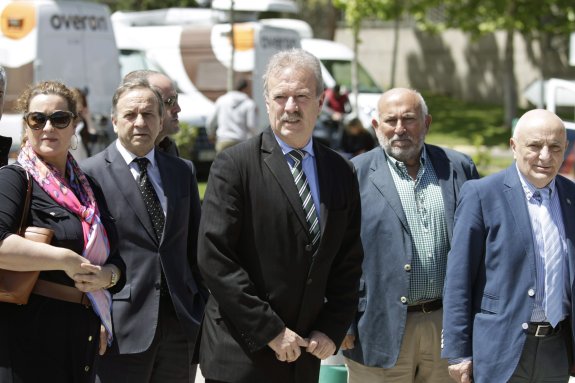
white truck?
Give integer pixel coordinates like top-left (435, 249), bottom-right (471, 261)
top-left (0, 0), bottom-right (121, 157)
top-left (112, 8), bottom-right (301, 173)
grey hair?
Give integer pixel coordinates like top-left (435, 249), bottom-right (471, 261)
top-left (122, 69), bottom-right (160, 84)
top-left (263, 48), bottom-right (324, 99)
top-left (111, 78), bottom-right (164, 118)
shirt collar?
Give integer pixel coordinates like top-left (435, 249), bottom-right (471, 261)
top-left (386, 146), bottom-right (427, 177)
top-left (273, 133), bottom-right (315, 159)
top-left (115, 139), bottom-right (157, 168)
top-left (515, 163), bottom-right (556, 201)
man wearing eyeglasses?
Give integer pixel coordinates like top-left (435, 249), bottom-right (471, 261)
top-left (123, 70), bottom-right (182, 157)
top-left (206, 77), bottom-right (258, 153)
top-left (0, 66), bottom-right (10, 167)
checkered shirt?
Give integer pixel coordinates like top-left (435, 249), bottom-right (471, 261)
top-left (387, 148), bottom-right (450, 303)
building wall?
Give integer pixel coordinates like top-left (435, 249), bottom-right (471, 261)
top-left (335, 27), bottom-right (575, 108)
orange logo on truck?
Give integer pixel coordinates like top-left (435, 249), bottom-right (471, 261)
top-left (1, 2), bottom-right (36, 40)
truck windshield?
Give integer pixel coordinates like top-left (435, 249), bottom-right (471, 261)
top-left (322, 59), bottom-right (381, 94)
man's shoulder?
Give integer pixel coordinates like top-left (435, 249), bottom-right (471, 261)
top-left (427, 144), bottom-right (472, 163)
top-left (157, 149), bottom-right (196, 174)
top-left (81, 145), bottom-right (112, 171)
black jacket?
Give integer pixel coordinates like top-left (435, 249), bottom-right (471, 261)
top-left (0, 135), bottom-right (11, 167)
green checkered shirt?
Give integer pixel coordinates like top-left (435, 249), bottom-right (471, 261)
top-left (387, 148), bottom-right (450, 304)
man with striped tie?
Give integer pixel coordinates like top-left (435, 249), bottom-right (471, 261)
top-left (442, 109), bottom-right (575, 383)
top-left (197, 48), bottom-right (364, 383)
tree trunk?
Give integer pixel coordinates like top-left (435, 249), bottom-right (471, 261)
top-left (352, 24), bottom-right (360, 113)
top-left (503, 2), bottom-right (517, 129)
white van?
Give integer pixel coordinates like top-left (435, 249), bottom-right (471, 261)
top-left (0, 0), bottom-right (121, 156)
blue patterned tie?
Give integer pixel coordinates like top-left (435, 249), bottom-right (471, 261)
top-left (289, 150), bottom-right (320, 251)
top-left (134, 157), bottom-right (165, 241)
top-left (537, 189), bottom-right (563, 327)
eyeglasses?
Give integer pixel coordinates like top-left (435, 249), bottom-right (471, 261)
top-left (163, 95), bottom-right (178, 107)
top-left (23, 111), bottom-right (76, 130)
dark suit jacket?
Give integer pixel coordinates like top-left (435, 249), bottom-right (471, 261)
top-left (442, 166), bottom-right (575, 383)
top-left (0, 135), bottom-right (11, 167)
top-left (81, 141), bottom-right (207, 354)
top-left (197, 128), bottom-right (364, 383)
top-left (343, 145), bottom-right (479, 368)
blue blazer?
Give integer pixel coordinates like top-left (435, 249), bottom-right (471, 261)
top-left (343, 144), bottom-right (478, 368)
top-left (442, 165), bottom-right (575, 383)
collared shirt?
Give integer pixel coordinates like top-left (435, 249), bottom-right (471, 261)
top-left (115, 140), bottom-right (167, 216)
top-left (516, 167), bottom-right (569, 323)
top-left (387, 148), bottom-right (449, 303)
top-left (274, 134), bottom-right (321, 222)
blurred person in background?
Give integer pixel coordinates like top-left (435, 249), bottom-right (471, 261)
top-left (206, 77), bottom-right (258, 153)
top-left (71, 88), bottom-right (98, 161)
top-left (340, 117), bottom-right (375, 158)
top-left (0, 80), bottom-right (125, 382)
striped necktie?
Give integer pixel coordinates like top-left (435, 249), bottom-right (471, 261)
top-left (289, 149), bottom-right (320, 251)
top-left (535, 189), bottom-right (563, 327)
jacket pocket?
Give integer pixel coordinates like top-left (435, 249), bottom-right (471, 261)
top-left (480, 292), bottom-right (499, 314)
top-left (113, 283), bottom-right (131, 301)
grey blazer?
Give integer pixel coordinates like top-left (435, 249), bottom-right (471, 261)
top-left (343, 144), bottom-right (479, 368)
top-left (81, 142), bottom-right (207, 354)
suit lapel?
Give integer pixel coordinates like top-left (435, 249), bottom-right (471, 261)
top-left (427, 145), bottom-right (456, 239)
top-left (261, 130), bottom-right (309, 232)
top-left (156, 151), bottom-right (175, 246)
top-left (556, 178), bottom-right (575, 287)
top-left (106, 143), bottom-right (158, 244)
top-left (503, 166), bottom-right (535, 265)
top-left (368, 149), bottom-right (409, 232)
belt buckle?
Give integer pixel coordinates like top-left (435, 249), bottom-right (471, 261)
top-left (422, 302), bottom-right (431, 314)
top-left (535, 324), bottom-right (550, 337)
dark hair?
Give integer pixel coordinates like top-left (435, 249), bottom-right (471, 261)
top-left (111, 79), bottom-right (164, 118)
top-left (235, 78), bottom-right (249, 91)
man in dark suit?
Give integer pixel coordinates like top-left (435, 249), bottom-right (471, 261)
top-left (342, 88), bottom-right (479, 383)
top-left (0, 65), bottom-right (11, 167)
top-left (82, 80), bottom-right (207, 382)
top-left (197, 48), bottom-right (364, 383)
top-left (442, 109), bottom-right (575, 383)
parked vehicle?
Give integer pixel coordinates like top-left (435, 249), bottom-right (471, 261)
top-left (0, 0), bottom-right (120, 158)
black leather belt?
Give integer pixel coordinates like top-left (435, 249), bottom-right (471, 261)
top-left (526, 322), bottom-right (562, 337)
top-left (407, 299), bottom-right (442, 313)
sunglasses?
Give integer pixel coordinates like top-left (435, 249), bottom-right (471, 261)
top-left (23, 111), bottom-right (76, 130)
top-left (163, 95), bottom-right (178, 107)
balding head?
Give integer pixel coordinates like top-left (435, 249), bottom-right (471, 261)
top-left (510, 109), bottom-right (567, 188)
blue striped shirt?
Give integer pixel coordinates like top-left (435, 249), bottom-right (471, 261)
top-left (516, 166), bottom-right (569, 323)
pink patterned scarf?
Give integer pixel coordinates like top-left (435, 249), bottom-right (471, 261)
top-left (18, 141), bottom-right (113, 343)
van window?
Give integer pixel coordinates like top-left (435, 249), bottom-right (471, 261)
top-left (322, 60), bottom-right (381, 94)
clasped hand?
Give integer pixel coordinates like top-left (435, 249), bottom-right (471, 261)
top-left (268, 328), bottom-right (336, 363)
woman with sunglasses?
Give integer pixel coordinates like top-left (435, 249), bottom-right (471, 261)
top-left (0, 81), bottom-right (125, 382)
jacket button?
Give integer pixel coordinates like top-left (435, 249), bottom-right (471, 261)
top-left (404, 264), bottom-right (411, 272)
top-left (528, 288), bottom-right (535, 297)
top-left (154, 282), bottom-right (161, 290)
top-left (305, 244), bottom-right (312, 252)
top-left (522, 322), bottom-right (528, 330)
top-left (400, 296), bottom-right (408, 304)
top-left (307, 278), bottom-right (313, 285)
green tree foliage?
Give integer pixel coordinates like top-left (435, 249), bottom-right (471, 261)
top-left (412, 0), bottom-right (575, 127)
top-left (333, 0), bottom-right (406, 104)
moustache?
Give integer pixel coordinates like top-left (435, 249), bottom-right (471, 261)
top-left (281, 112), bottom-right (302, 123)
